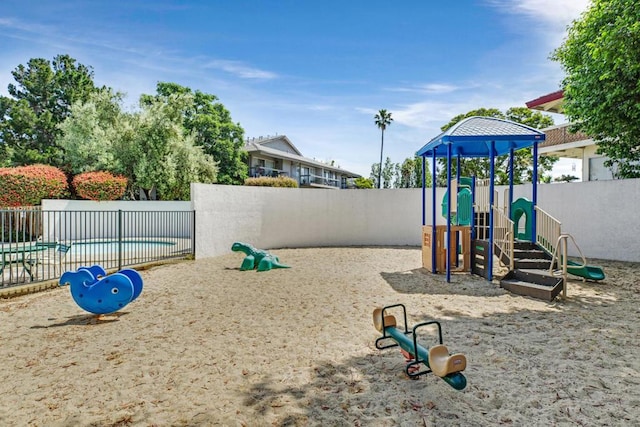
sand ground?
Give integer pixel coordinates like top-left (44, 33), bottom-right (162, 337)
top-left (1, 247), bottom-right (638, 426)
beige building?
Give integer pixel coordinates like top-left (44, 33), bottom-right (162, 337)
top-left (244, 135), bottom-right (361, 189)
top-left (526, 90), bottom-right (615, 181)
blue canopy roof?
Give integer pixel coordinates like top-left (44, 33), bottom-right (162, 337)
top-left (416, 116), bottom-right (545, 158)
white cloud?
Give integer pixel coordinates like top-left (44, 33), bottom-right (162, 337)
top-left (388, 82), bottom-right (461, 94)
top-left (417, 83), bottom-right (460, 94)
top-left (488, 0), bottom-right (590, 32)
top-left (487, 0), bottom-right (591, 49)
top-left (508, 0), bottom-right (590, 28)
top-left (203, 60), bottom-right (277, 80)
top-left (392, 101), bottom-right (462, 129)
top-left (0, 17), bottom-right (50, 33)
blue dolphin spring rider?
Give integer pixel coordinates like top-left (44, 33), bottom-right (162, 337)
top-left (60, 265), bottom-right (143, 315)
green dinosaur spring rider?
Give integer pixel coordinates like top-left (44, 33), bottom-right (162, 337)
top-left (231, 242), bottom-right (291, 272)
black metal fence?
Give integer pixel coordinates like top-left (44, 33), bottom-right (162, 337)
top-left (1, 209), bottom-right (195, 289)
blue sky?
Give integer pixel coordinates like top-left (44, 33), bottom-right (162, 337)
top-left (0, 0), bottom-right (589, 178)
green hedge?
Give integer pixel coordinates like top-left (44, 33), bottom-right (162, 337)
top-left (0, 164), bottom-right (68, 207)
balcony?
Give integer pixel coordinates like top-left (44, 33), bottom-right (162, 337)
top-left (539, 123), bottom-right (593, 159)
top-left (299, 174), bottom-right (343, 189)
top-left (541, 123), bottom-right (590, 147)
top-left (249, 166), bottom-right (289, 178)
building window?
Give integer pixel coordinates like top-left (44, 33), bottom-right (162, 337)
top-left (588, 157), bottom-right (614, 181)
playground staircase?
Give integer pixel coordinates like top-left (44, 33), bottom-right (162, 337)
top-left (498, 241), bottom-right (564, 301)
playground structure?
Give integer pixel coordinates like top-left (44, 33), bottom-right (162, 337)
top-left (372, 304), bottom-right (467, 390)
top-left (416, 116), bottom-right (604, 301)
top-left (231, 242), bottom-right (290, 272)
top-left (60, 264), bottom-right (144, 315)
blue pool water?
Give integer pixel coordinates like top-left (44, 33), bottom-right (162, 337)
top-left (70, 240), bottom-right (175, 255)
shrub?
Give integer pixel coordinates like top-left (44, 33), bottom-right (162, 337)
top-left (354, 177), bottom-right (374, 189)
top-left (244, 176), bottom-right (299, 188)
top-left (0, 164), bottom-right (69, 207)
top-left (72, 171), bottom-right (128, 201)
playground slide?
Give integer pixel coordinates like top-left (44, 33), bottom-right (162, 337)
top-left (441, 187), bottom-right (473, 226)
top-left (566, 260), bottom-right (605, 281)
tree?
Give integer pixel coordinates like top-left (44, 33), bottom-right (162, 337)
top-left (124, 92), bottom-right (218, 200)
top-left (370, 157), bottom-right (397, 188)
top-left (0, 54), bottom-right (99, 167)
top-left (369, 156), bottom-right (432, 188)
top-left (374, 109), bottom-right (393, 189)
top-left (435, 107), bottom-right (556, 185)
top-left (397, 156), bottom-right (432, 188)
top-left (57, 89), bottom-right (126, 174)
top-left (393, 162), bottom-right (402, 188)
top-left (398, 158), bottom-right (415, 188)
top-left (141, 82), bottom-right (247, 184)
top-left (369, 163), bottom-right (381, 188)
top-left (57, 89), bottom-right (218, 200)
top-left (382, 157), bottom-right (395, 189)
top-left (554, 174), bottom-right (579, 183)
top-left (552, 0), bottom-right (640, 178)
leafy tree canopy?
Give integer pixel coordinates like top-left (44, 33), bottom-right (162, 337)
top-left (435, 107), bottom-right (556, 186)
top-left (369, 159), bottom-right (396, 189)
top-left (122, 92), bottom-right (218, 200)
top-left (0, 54), bottom-right (99, 167)
top-left (57, 89), bottom-right (218, 200)
top-left (141, 82), bottom-right (247, 185)
top-left (552, 0), bottom-right (640, 178)
top-left (58, 89), bottom-right (126, 175)
top-left (370, 156), bottom-right (431, 188)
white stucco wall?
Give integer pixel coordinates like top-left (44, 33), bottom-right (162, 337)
top-left (191, 184), bottom-right (444, 259)
top-left (42, 200), bottom-right (191, 212)
top-left (535, 179), bottom-right (640, 262)
top-left (192, 179), bottom-right (640, 263)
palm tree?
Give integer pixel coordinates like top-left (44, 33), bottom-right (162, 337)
top-left (374, 109), bottom-right (393, 188)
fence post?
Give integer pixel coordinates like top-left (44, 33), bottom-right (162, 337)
top-left (118, 209), bottom-right (123, 271)
top-left (192, 210), bottom-right (196, 259)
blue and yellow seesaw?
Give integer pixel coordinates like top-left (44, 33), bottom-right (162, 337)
top-left (373, 304), bottom-right (467, 390)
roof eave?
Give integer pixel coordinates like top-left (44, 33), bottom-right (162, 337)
top-left (526, 90), bottom-right (565, 113)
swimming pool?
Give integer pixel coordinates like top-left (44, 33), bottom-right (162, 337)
top-left (70, 240), bottom-right (176, 256)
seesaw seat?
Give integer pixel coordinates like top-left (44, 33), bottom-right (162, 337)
top-left (428, 344), bottom-right (467, 377)
top-left (373, 308), bottom-right (396, 332)
top-left (372, 304), bottom-right (468, 390)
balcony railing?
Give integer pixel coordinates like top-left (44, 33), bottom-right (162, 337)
top-left (299, 174), bottom-right (342, 188)
top-left (542, 124), bottom-right (591, 147)
top-left (249, 166), bottom-right (289, 178)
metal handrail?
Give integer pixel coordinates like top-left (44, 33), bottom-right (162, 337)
top-left (548, 233), bottom-right (587, 299)
top-left (549, 234), bottom-right (587, 273)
